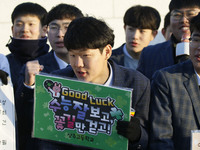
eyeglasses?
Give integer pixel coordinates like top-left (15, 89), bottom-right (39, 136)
top-left (48, 24), bottom-right (68, 34)
top-left (171, 10), bottom-right (199, 21)
top-left (189, 37), bottom-right (200, 48)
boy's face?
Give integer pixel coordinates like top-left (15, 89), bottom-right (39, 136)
top-left (69, 45), bottom-right (111, 84)
top-left (189, 29), bottom-right (200, 74)
top-left (170, 7), bottom-right (200, 41)
top-left (124, 25), bottom-right (156, 54)
top-left (12, 15), bottom-right (46, 39)
top-left (48, 19), bottom-right (72, 55)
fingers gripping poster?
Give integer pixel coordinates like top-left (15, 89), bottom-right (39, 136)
top-left (33, 74), bottom-right (132, 150)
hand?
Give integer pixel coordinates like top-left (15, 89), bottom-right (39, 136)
top-left (181, 32), bottom-right (190, 42)
top-left (25, 60), bottom-right (43, 86)
top-left (116, 117), bottom-right (141, 143)
top-left (0, 70), bottom-right (8, 85)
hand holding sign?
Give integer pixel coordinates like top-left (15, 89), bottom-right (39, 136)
top-left (116, 117), bottom-right (141, 143)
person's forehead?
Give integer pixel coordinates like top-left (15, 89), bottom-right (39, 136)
top-left (173, 7), bottom-right (200, 12)
top-left (49, 19), bottom-right (72, 25)
top-left (126, 25), bottom-right (153, 31)
top-left (69, 48), bottom-right (100, 53)
top-left (14, 14), bottom-right (40, 22)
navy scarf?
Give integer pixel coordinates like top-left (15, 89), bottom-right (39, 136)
top-left (7, 37), bottom-right (49, 62)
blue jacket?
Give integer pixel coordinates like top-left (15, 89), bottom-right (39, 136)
top-left (137, 40), bottom-right (174, 80)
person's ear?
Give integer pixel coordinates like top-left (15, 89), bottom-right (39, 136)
top-left (123, 25), bottom-right (127, 32)
top-left (150, 30), bottom-right (158, 41)
top-left (41, 25), bottom-right (48, 37)
top-left (46, 25), bottom-right (50, 34)
top-left (104, 44), bottom-right (112, 60)
top-left (152, 30), bottom-right (158, 38)
top-left (161, 28), bottom-right (166, 38)
top-left (11, 26), bottom-right (14, 35)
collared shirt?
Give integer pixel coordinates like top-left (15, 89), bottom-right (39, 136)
top-left (104, 62), bottom-right (113, 86)
top-left (195, 70), bottom-right (200, 85)
top-left (123, 44), bottom-right (138, 70)
top-left (54, 52), bottom-right (68, 69)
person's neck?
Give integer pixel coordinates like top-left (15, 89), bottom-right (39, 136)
top-left (7, 36), bottom-right (49, 62)
top-left (171, 34), bottom-right (181, 44)
top-left (127, 49), bottom-right (141, 60)
top-left (95, 63), bottom-right (110, 85)
top-left (103, 63), bottom-right (111, 84)
top-left (55, 52), bottom-right (69, 63)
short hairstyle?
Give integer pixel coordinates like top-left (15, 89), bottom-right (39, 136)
top-left (11, 2), bottom-right (47, 26)
top-left (123, 5), bottom-right (161, 30)
top-left (64, 17), bottom-right (114, 52)
top-left (190, 13), bottom-right (200, 34)
top-left (163, 12), bottom-right (171, 30)
top-left (169, 0), bottom-right (200, 12)
top-left (46, 4), bottom-right (83, 25)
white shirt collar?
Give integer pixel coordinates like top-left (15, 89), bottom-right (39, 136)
top-left (195, 69), bottom-right (200, 86)
top-left (104, 62), bottom-right (113, 86)
top-left (123, 44), bottom-right (133, 59)
top-left (53, 52), bottom-right (68, 69)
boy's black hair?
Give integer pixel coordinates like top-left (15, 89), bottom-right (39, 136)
top-left (64, 17), bottom-right (114, 52)
top-left (46, 4), bottom-right (83, 25)
top-left (169, 0), bottom-right (200, 12)
top-left (190, 13), bottom-right (200, 34)
top-left (11, 2), bottom-right (47, 26)
top-left (123, 5), bottom-right (161, 30)
top-left (164, 12), bottom-right (171, 30)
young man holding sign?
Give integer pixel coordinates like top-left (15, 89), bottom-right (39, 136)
top-left (52, 17), bottom-right (150, 150)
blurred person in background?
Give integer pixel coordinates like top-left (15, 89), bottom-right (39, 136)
top-left (111, 5), bottom-right (161, 70)
top-left (137, 0), bottom-right (200, 80)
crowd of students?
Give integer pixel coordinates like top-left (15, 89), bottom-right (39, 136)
top-left (1, 0), bottom-right (200, 149)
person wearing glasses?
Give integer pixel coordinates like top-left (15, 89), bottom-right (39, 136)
top-left (149, 13), bottom-right (200, 149)
top-left (15, 4), bottom-right (83, 150)
top-left (137, 0), bottom-right (200, 80)
top-left (21, 4), bottom-right (83, 88)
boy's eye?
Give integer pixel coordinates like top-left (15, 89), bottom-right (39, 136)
top-left (49, 25), bottom-right (59, 30)
top-left (128, 27), bottom-right (135, 31)
top-left (140, 30), bottom-right (145, 33)
top-left (83, 54), bottom-right (92, 57)
top-left (70, 54), bottom-right (75, 57)
top-left (16, 22), bottom-right (23, 26)
top-left (64, 25), bottom-right (68, 30)
top-left (29, 23), bottom-right (34, 26)
top-left (174, 13), bottom-right (182, 17)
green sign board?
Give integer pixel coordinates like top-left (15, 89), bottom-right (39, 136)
top-left (33, 73), bottom-right (132, 150)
